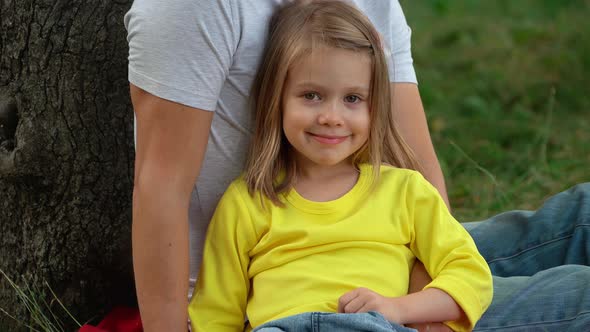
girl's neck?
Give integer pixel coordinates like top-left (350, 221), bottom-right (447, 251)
top-left (293, 162), bottom-right (360, 202)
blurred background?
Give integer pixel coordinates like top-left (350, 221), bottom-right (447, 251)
top-left (400, 0), bottom-right (590, 221)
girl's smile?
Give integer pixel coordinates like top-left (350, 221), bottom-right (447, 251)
top-left (306, 132), bottom-right (350, 145)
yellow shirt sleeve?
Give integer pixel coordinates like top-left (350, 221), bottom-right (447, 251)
top-left (189, 182), bottom-right (257, 332)
top-left (405, 172), bottom-right (493, 331)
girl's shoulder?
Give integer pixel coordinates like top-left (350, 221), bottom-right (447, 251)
top-left (224, 175), bottom-right (279, 212)
top-left (376, 164), bottom-right (443, 201)
top-left (362, 163), bottom-right (431, 192)
top-left (224, 175), bottom-right (254, 203)
top-left (371, 163), bottom-right (423, 180)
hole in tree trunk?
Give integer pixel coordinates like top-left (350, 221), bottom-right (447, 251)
top-left (0, 94), bottom-right (18, 152)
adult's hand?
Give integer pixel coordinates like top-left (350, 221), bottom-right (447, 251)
top-left (131, 84), bottom-right (213, 332)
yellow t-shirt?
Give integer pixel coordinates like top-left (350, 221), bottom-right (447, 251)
top-left (189, 165), bottom-right (492, 331)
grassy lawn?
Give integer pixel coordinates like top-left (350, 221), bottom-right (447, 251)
top-left (401, 0), bottom-right (590, 221)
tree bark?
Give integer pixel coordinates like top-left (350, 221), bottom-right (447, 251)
top-left (0, 0), bottom-right (135, 330)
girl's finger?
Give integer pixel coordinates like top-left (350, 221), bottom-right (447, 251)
top-left (355, 301), bottom-right (373, 313)
top-left (343, 296), bottom-right (366, 313)
top-left (338, 289), bottom-right (360, 312)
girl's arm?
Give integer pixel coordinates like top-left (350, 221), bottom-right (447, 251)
top-left (188, 183), bottom-right (256, 332)
top-left (389, 288), bottom-right (464, 324)
top-left (407, 172), bottom-right (493, 331)
top-left (341, 172), bottom-right (491, 331)
top-left (339, 287), bottom-right (464, 325)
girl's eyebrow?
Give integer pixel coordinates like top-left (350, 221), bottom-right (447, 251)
top-left (293, 81), bottom-right (324, 90)
top-left (293, 81), bottom-right (369, 94)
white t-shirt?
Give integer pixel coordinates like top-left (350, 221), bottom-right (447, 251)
top-left (124, 0), bottom-right (417, 296)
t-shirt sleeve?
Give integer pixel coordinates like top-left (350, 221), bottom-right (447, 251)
top-left (124, 0), bottom-right (239, 111)
top-left (405, 172), bottom-right (493, 332)
top-left (188, 182), bottom-right (256, 331)
top-left (387, 1), bottom-right (418, 84)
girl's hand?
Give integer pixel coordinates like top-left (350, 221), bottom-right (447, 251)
top-left (338, 287), bottom-right (403, 323)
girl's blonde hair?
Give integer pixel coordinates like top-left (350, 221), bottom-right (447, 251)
top-left (244, 0), bottom-right (421, 205)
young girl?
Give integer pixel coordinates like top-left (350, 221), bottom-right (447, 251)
top-left (188, 1), bottom-right (492, 331)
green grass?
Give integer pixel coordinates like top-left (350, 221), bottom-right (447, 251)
top-left (400, 0), bottom-right (590, 221)
top-left (0, 270), bottom-right (81, 332)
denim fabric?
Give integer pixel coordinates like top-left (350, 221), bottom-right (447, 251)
top-left (252, 311), bottom-right (417, 332)
top-left (464, 182), bottom-right (590, 331)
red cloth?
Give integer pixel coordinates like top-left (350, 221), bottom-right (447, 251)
top-left (78, 307), bottom-right (142, 332)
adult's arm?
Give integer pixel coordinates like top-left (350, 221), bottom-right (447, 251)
top-left (131, 84), bottom-right (213, 332)
top-left (125, 0), bottom-right (238, 328)
top-left (391, 83), bottom-right (450, 209)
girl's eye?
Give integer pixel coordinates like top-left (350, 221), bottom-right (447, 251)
top-left (303, 92), bottom-right (319, 101)
top-left (345, 95), bottom-right (361, 103)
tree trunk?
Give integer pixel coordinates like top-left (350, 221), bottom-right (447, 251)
top-left (0, 0), bottom-right (135, 330)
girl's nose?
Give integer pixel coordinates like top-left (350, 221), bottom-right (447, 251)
top-left (317, 101), bottom-right (343, 126)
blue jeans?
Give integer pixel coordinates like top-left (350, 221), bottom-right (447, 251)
top-left (252, 311), bottom-right (416, 332)
top-left (464, 182), bottom-right (590, 331)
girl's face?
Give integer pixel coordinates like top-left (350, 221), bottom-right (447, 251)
top-left (282, 47), bottom-right (371, 171)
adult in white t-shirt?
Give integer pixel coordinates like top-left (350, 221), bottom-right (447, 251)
top-left (125, 1), bottom-right (590, 331)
